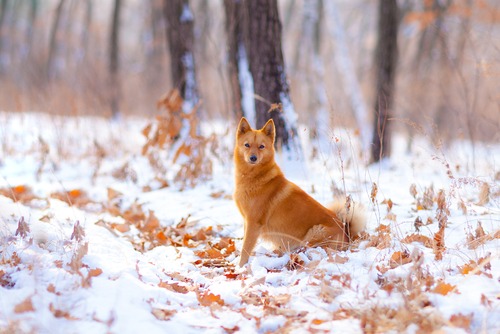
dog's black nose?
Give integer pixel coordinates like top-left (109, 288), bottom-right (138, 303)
top-left (249, 155), bottom-right (257, 163)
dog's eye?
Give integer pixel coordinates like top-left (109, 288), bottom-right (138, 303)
top-left (244, 143), bottom-right (250, 148)
top-left (259, 145), bottom-right (265, 149)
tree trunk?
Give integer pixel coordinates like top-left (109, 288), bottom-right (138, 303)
top-left (223, 0), bottom-right (244, 119)
top-left (24, 0), bottom-right (39, 60)
top-left (109, 0), bottom-right (122, 119)
top-left (242, 0), bottom-right (297, 150)
top-left (80, 0), bottom-right (92, 63)
top-left (164, 0), bottom-right (198, 110)
top-left (370, 0), bottom-right (398, 163)
top-left (47, 0), bottom-right (66, 80)
top-left (294, 0), bottom-right (328, 142)
top-left (325, 1), bottom-right (371, 154)
top-left (0, 0), bottom-right (8, 74)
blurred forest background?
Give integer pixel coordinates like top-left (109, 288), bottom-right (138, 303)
top-left (0, 0), bottom-right (499, 151)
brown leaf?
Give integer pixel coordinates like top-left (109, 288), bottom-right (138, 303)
top-left (433, 224), bottom-right (446, 260)
top-left (47, 284), bottom-right (55, 293)
top-left (14, 296), bottom-right (34, 313)
top-left (69, 243), bottom-right (89, 273)
top-left (449, 313), bottom-right (472, 329)
top-left (195, 248), bottom-right (224, 259)
top-left (329, 253), bottom-right (349, 264)
top-left (409, 184), bottom-right (418, 198)
top-left (107, 188), bottom-right (123, 201)
top-left (142, 123), bottom-right (152, 138)
top-left (477, 182), bottom-right (490, 205)
top-left (142, 210), bottom-right (160, 232)
top-left (88, 268), bottom-right (103, 278)
top-left (159, 281), bottom-right (189, 294)
top-left (0, 270), bottom-right (13, 288)
top-left (389, 250), bottom-right (412, 269)
top-left (111, 222), bottom-right (130, 233)
top-left (433, 282), bottom-right (456, 295)
top-left (196, 290), bottom-right (224, 307)
top-left (157, 89), bottom-right (183, 113)
top-left (70, 221), bottom-right (85, 242)
top-left (0, 185), bottom-right (38, 203)
top-left (152, 308), bottom-right (176, 321)
top-left (311, 319), bottom-right (326, 325)
top-left (370, 183), bottom-right (378, 204)
top-left (51, 189), bottom-right (92, 207)
top-left (50, 303), bottom-right (78, 320)
top-left (15, 216), bottom-right (30, 238)
top-left (401, 234), bottom-right (433, 248)
top-left (122, 201), bottom-right (146, 225)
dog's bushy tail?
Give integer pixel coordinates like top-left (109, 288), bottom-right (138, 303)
top-left (328, 199), bottom-right (366, 241)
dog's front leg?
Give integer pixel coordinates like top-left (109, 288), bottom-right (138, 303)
top-left (239, 220), bottom-right (261, 266)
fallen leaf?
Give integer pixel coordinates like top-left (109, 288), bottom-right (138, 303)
top-left (311, 319), bottom-right (326, 325)
top-left (15, 216), bottom-right (30, 238)
top-left (14, 297), bottom-right (34, 313)
top-left (389, 250), bottom-right (412, 268)
top-left (70, 221), bottom-right (85, 242)
top-left (159, 281), bottom-right (189, 294)
top-left (433, 282), bottom-right (456, 295)
top-left (196, 290), bottom-right (224, 307)
top-left (88, 268), bottom-right (103, 278)
top-left (50, 303), bottom-right (78, 320)
top-left (111, 222), bottom-right (130, 233)
top-left (370, 183), bottom-right (378, 204)
top-left (107, 188), bottom-right (123, 201)
top-left (152, 308), bottom-right (176, 321)
top-left (401, 234), bottom-right (433, 248)
top-left (449, 313), bottom-right (472, 329)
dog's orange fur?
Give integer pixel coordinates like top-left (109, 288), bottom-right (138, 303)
top-left (234, 117), bottom-right (365, 266)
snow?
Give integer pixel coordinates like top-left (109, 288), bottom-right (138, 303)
top-left (1, 112), bottom-right (499, 333)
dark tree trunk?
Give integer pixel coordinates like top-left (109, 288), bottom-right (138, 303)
top-left (24, 0), bottom-right (39, 59)
top-left (163, 0), bottom-right (198, 107)
top-left (109, 0), bottom-right (122, 119)
top-left (47, 0), bottom-right (66, 80)
top-left (371, 0), bottom-right (398, 163)
top-left (243, 0), bottom-right (294, 148)
top-left (0, 0), bottom-right (7, 74)
top-left (148, 0), bottom-right (163, 70)
top-left (223, 0), bottom-right (244, 119)
top-left (80, 0), bottom-right (92, 62)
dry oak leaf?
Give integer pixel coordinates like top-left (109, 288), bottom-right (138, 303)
top-left (433, 282), bottom-right (456, 296)
top-left (15, 216), bottom-right (30, 238)
top-left (142, 210), bottom-right (160, 232)
top-left (152, 308), bottom-right (176, 321)
top-left (196, 290), bottom-right (224, 307)
top-left (0, 185), bottom-right (38, 203)
top-left (159, 281), bottom-right (189, 294)
top-left (51, 189), bottom-right (92, 207)
top-left (50, 303), bottom-right (78, 320)
top-left (107, 188), bottom-right (123, 201)
top-left (370, 183), bottom-right (378, 204)
top-left (70, 221), bottom-right (85, 242)
top-left (449, 313), bottom-right (472, 329)
top-left (195, 248), bottom-right (224, 259)
top-left (401, 234), bottom-right (433, 248)
top-left (14, 296), bottom-right (35, 313)
top-left (389, 251), bottom-right (412, 269)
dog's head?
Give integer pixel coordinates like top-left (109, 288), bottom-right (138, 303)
top-left (235, 117), bottom-right (275, 166)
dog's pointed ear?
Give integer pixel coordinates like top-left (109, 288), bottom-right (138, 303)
top-left (237, 117), bottom-right (252, 136)
top-left (262, 119), bottom-right (275, 141)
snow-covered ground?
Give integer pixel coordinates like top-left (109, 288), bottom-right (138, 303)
top-left (0, 112), bottom-right (499, 333)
